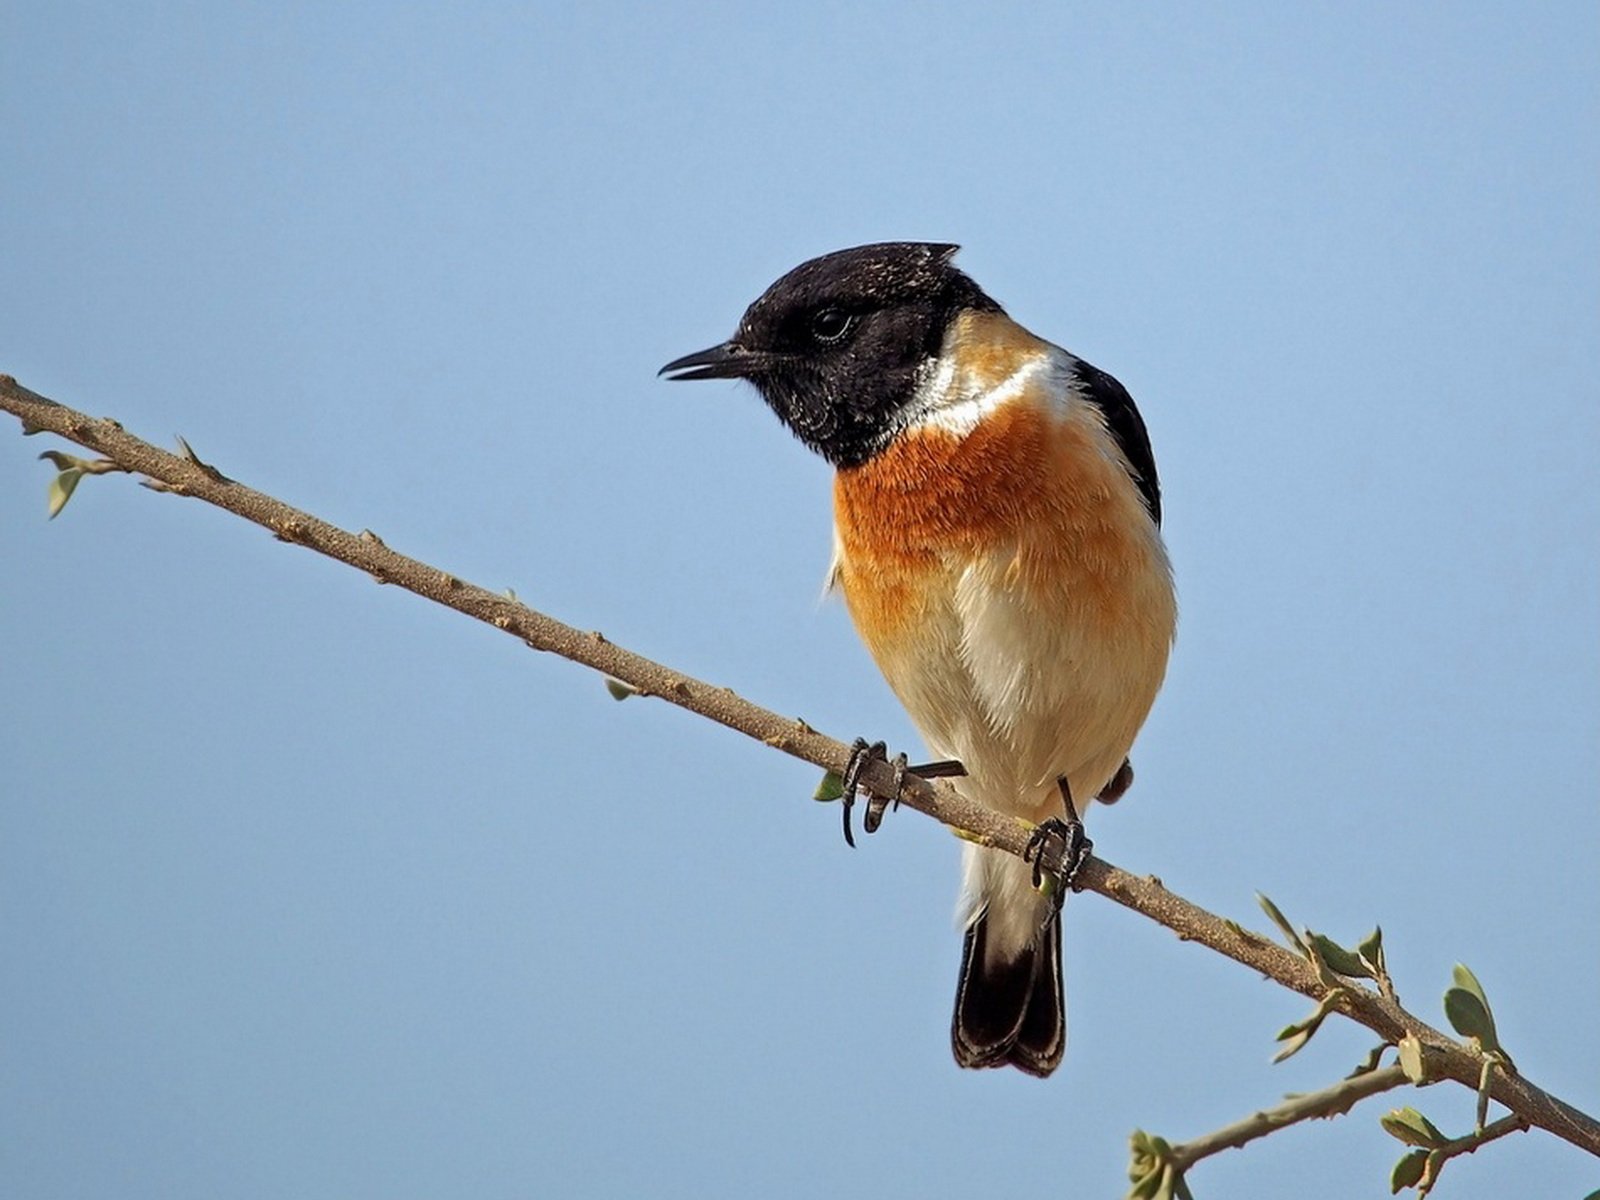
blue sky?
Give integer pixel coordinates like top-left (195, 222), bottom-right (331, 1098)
top-left (3, 4), bottom-right (1596, 1198)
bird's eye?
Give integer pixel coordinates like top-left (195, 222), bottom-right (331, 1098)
top-left (809, 307), bottom-right (855, 344)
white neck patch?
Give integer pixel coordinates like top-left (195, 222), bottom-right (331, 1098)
top-left (904, 351), bottom-right (1055, 439)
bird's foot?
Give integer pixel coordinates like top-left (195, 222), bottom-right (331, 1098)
top-left (1023, 818), bottom-right (1093, 901)
top-left (840, 739), bottom-right (900, 848)
top-left (1024, 779), bottom-right (1093, 901)
top-left (838, 743), bottom-right (967, 847)
top-left (906, 759), bottom-right (967, 781)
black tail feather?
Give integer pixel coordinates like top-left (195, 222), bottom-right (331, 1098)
top-left (951, 909), bottom-right (1064, 1077)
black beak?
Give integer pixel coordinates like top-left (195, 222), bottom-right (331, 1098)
top-left (659, 341), bottom-right (769, 382)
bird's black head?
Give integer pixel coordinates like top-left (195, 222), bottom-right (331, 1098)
top-left (661, 242), bottom-right (1002, 468)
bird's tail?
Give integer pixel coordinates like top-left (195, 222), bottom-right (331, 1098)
top-left (950, 904), bottom-right (1064, 1077)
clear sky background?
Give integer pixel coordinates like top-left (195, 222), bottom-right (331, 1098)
top-left (3, 5), bottom-right (1596, 1198)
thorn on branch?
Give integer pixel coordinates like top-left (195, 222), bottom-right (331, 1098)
top-left (175, 434), bottom-right (229, 482)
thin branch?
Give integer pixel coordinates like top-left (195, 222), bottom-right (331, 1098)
top-left (1418, 1113), bottom-right (1532, 1194)
top-left (3, 374), bottom-right (1597, 1159)
top-left (1170, 1064), bottom-right (1412, 1171)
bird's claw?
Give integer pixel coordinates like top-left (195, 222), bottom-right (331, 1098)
top-left (1024, 779), bottom-right (1094, 902)
top-left (863, 751), bottom-right (907, 837)
top-left (839, 744), bottom-right (967, 847)
top-left (840, 738), bottom-right (905, 847)
top-left (1023, 818), bottom-right (1093, 903)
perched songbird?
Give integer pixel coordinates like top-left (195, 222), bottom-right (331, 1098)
top-left (662, 243), bottom-right (1175, 1077)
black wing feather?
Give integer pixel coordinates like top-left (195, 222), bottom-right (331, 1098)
top-left (1072, 359), bottom-right (1161, 527)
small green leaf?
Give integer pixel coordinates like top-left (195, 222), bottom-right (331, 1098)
top-left (1446, 963), bottom-right (1501, 1054)
top-left (1476, 1055), bottom-right (1494, 1133)
top-left (39, 449), bottom-right (87, 472)
top-left (46, 468), bottom-right (84, 518)
top-left (1389, 1148), bottom-right (1428, 1192)
top-left (1275, 1017), bottom-right (1308, 1042)
top-left (1273, 1024), bottom-right (1312, 1062)
top-left (1310, 932), bottom-right (1373, 980)
top-left (1451, 963), bottom-right (1489, 1007)
top-left (1443, 987), bottom-right (1498, 1052)
top-left (1257, 892), bottom-right (1309, 955)
top-left (1381, 1106), bottom-right (1446, 1148)
top-left (1271, 988), bottom-right (1345, 1062)
top-left (1350, 1042), bottom-right (1389, 1077)
top-left (1358, 926), bottom-right (1385, 975)
top-left (813, 770), bottom-right (845, 803)
top-left (1125, 1131), bottom-right (1178, 1200)
top-left (604, 677), bottom-right (640, 701)
top-left (1398, 1034), bottom-right (1427, 1083)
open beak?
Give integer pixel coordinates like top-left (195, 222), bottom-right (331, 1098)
top-left (659, 341), bottom-right (768, 382)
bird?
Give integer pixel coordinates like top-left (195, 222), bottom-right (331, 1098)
top-left (661, 242), bottom-right (1175, 1077)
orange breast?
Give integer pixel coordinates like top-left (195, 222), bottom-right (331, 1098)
top-left (833, 384), bottom-right (1160, 650)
